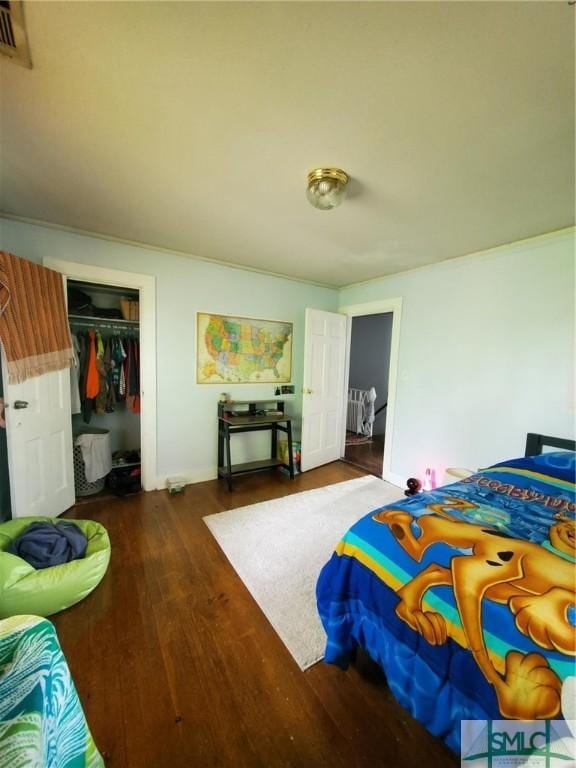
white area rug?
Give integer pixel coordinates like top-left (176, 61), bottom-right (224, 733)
top-left (203, 475), bottom-right (403, 670)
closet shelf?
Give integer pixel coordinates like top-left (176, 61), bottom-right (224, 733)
top-left (112, 460), bottom-right (140, 470)
top-left (68, 314), bottom-right (139, 327)
top-left (68, 280), bottom-right (139, 299)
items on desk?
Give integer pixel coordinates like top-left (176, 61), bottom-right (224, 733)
top-left (275, 385), bottom-right (295, 396)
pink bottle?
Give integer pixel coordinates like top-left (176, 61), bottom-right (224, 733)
top-left (422, 468), bottom-right (434, 492)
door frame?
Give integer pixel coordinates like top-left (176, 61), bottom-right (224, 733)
top-left (44, 258), bottom-right (157, 491)
top-left (338, 298), bottom-right (403, 486)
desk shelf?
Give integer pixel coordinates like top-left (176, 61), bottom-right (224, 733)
top-left (217, 400), bottom-right (294, 490)
top-left (220, 413), bottom-right (287, 426)
top-left (217, 458), bottom-right (284, 478)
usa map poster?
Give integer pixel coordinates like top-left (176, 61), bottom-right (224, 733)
top-left (197, 313), bottom-right (293, 384)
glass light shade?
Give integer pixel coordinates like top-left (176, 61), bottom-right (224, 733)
top-left (306, 169), bottom-right (349, 210)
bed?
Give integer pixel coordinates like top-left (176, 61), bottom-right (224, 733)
top-left (0, 615), bottom-right (103, 768)
top-left (316, 433), bottom-right (576, 753)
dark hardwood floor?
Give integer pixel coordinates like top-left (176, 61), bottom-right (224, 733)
top-left (55, 461), bottom-right (457, 768)
top-left (344, 433), bottom-right (385, 476)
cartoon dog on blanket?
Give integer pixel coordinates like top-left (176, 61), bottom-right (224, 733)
top-left (373, 497), bottom-right (576, 720)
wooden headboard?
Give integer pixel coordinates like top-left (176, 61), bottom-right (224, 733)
top-left (525, 432), bottom-right (576, 456)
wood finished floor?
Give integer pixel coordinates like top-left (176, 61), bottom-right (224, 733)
top-left (344, 434), bottom-right (385, 477)
top-left (56, 461), bottom-right (457, 768)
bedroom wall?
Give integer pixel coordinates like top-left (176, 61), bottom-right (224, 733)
top-left (0, 218), bottom-right (339, 485)
top-left (2, 219), bottom-right (573, 490)
top-left (339, 229), bottom-right (575, 484)
top-left (348, 313), bottom-right (393, 434)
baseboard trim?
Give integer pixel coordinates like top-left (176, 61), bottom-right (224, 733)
top-left (383, 470), bottom-right (406, 490)
top-left (155, 467), bottom-right (406, 492)
top-left (155, 469), bottom-right (217, 490)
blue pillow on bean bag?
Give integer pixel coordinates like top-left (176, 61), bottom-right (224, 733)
top-left (9, 521), bottom-right (88, 569)
top-left (0, 517), bottom-right (110, 619)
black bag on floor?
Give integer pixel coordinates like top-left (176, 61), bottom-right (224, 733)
top-left (107, 466), bottom-right (141, 496)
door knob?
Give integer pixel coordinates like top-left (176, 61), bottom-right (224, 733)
top-left (13, 400), bottom-right (29, 409)
top-left (303, 388), bottom-right (313, 395)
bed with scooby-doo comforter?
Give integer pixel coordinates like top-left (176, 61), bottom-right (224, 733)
top-left (316, 451), bottom-right (576, 752)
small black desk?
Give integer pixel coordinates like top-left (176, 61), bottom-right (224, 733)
top-left (217, 400), bottom-right (295, 491)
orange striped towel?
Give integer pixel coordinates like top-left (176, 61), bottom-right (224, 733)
top-left (0, 252), bottom-right (74, 384)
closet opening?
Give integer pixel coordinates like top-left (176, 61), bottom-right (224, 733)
top-left (68, 279), bottom-right (142, 502)
top-left (343, 312), bottom-right (393, 477)
top-left (0, 346), bottom-right (11, 522)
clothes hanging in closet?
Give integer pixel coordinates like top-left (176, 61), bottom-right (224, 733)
top-left (70, 335), bottom-right (82, 415)
top-left (72, 330), bottom-right (140, 423)
top-left (85, 331), bottom-right (99, 399)
top-left (125, 337), bottom-right (141, 414)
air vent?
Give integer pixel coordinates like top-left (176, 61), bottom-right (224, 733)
top-left (0, 1), bottom-right (31, 68)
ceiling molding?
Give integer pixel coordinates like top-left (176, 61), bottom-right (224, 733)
top-left (2, 214), bottom-right (573, 295)
top-left (0, 212), bottom-right (337, 291)
top-left (339, 226), bottom-right (576, 291)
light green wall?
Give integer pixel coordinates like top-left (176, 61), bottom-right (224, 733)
top-left (340, 230), bottom-right (575, 481)
top-left (2, 219), bottom-right (574, 488)
top-left (0, 219), bottom-right (339, 484)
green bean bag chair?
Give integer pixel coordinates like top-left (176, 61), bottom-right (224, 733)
top-left (0, 517), bottom-right (110, 619)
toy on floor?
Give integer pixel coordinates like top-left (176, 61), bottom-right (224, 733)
top-left (404, 477), bottom-right (421, 497)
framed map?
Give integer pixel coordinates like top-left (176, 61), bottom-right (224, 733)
top-left (197, 313), bottom-right (293, 384)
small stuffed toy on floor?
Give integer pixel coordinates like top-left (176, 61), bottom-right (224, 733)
top-left (404, 477), bottom-right (421, 497)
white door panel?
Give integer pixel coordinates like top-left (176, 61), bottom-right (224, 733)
top-left (324, 410), bottom-right (338, 448)
top-left (300, 308), bottom-right (347, 472)
top-left (3, 355), bottom-right (75, 518)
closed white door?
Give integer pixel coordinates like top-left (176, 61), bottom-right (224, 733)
top-left (300, 308), bottom-right (347, 472)
top-left (2, 353), bottom-right (75, 518)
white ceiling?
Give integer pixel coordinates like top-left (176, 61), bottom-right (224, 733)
top-left (0, 1), bottom-right (574, 287)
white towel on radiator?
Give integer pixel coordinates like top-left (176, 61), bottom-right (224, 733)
top-left (362, 387), bottom-right (377, 436)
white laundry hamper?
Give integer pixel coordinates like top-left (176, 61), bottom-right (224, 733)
top-left (73, 427), bottom-right (111, 497)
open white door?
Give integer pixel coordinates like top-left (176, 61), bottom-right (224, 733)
top-left (2, 352), bottom-right (75, 518)
top-left (300, 308), bottom-right (347, 472)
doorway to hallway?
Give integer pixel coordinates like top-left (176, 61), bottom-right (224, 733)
top-left (343, 312), bottom-right (392, 477)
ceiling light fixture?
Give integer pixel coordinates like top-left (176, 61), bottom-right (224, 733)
top-left (306, 168), bottom-right (349, 211)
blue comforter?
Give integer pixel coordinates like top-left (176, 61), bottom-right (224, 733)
top-left (317, 451), bottom-right (576, 753)
top-left (0, 615), bottom-right (103, 767)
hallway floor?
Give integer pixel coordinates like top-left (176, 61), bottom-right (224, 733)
top-left (343, 433), bottom-right (385, 476)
